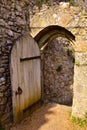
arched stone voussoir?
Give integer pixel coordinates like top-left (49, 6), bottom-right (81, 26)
top-left (34, 25), bottom-right (75, 49)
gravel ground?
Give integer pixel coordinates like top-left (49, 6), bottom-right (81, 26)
top-left (10, 103), bottom-right (87, 130)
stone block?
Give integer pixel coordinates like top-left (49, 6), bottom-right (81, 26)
top-left (75, 40), bottom-right (87, 52)
top-left (75, 52), bottom-right (87, 65)
top-left (72, 59), bottom-right (87, 119)
top-left (58, 13), bottom-right (73, 27)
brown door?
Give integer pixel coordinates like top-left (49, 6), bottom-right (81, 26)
top-left (10, 34), bottom-right (41, 122)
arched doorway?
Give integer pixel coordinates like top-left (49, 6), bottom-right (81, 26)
top-left (34, 25), bottom-right (75, 106)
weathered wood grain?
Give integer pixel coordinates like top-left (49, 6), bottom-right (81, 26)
top-left (10, 34), bottom-right (41, 122)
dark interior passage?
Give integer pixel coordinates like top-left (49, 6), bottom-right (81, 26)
top-left (43, 37), bottom-right (75, 105)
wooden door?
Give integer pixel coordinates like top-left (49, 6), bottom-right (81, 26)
top-left (10, 34), bottom-right (41, 122)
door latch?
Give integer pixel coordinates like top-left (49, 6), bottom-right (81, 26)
top-left (15, 87), bottom-right (22, 95)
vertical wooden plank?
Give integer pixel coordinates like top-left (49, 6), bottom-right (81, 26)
top-left (20, 38), bottom-right (26, 114)
top-left (37, 59), bottom-right (41, 99)
top-left (27, 37), bottom-right (33, 106)
top-left (22, 37), bottom-right (31, 109)
top-left (34, 59), bottom-right (41, 100)
top-left (16, 39), bottom-right (25, 121)
top-left (27, 38), bottom-right (35, 105)
top-left (28, 37), bottom-right (41, 104)
top-left (10, 44), bottom-right (20, 122)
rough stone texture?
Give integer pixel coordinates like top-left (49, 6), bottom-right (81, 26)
top-left (0, 0), bottom-right (47, 126)
top-left (0, 0), bottom-right (87, 126)
top-left (30, 3), bottom-right (87, 52)
top-left (30, 3), bottom-right (87, 119)
top-left (72, 52), bottom-right (87, 119)
top-left (0, 0), bottom-right (31, 126)
top-left (43, 37), bottom-right (74, 105)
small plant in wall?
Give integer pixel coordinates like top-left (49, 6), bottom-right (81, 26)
top-left (75, 61), bottom-right (80, 66)
top-left (36, 0), bottom-right (44, 6)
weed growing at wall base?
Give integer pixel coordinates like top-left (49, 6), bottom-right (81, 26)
top-left (71, 116), bottom-right (86, 127)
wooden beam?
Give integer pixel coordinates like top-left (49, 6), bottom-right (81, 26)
top-left (20, 56), bottom-right (40, 62)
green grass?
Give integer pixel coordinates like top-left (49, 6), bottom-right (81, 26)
top-left (75, 61), bottom-right (80, 66)
top-left (69, 111), bottom-right (87, 127)
top-left (71, 116), bottom-right (86, 127)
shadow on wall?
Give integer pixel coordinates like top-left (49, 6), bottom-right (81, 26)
top-left (43, 37), bottom-right (75, 106)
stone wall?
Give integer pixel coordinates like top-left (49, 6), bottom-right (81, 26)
top-left (43, 37), bottom-right (74, 105)
top-left (0, 0), bottom-right (61, 126)
top-left (0, 0), bottom-right (87, 127)
top-left (72, 52), bottom-right (87, 119)
top-left (30, 3), bottom-right (87, 119)
top-left (0, 0), bottom-right (31, 126)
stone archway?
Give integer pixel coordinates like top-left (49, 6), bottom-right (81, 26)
top-left (34, 25), bottom-right (75, 105)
